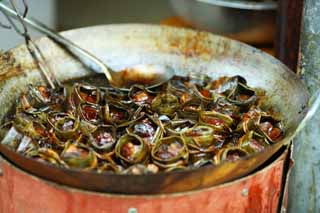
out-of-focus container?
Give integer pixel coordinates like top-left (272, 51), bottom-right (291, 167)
top-left (169, 0), bottom-right (277, 44)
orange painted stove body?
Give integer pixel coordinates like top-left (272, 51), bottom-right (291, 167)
top-left (0, 147), bottom-right (290, 213)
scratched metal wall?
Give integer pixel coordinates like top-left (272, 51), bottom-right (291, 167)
top-left (289, 0), bottom-right (320, 212)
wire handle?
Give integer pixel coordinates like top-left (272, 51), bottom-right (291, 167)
top-left (0, 0), bottom-right (60, 89)
top-left (0, 2), bottom-right (113, 82)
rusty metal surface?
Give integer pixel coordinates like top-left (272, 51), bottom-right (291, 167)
top-left (279, 144), bottom-right (294, 213)
top-left (0, 139), bottom-right (285, 194)
top-left (0, 147), bottom-right (289, 213)
top-left (289, 0), bottom-right (320, 212)
top-left (0, 24), bottom-right (309, 194)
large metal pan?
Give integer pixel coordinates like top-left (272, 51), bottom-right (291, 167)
top-left (0, 24), bottom-right (309, 194)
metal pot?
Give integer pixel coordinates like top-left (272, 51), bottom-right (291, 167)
top-left (0, 24), bottom-right (308, 194)
top-left (169, 0), bottom-right (277, 44)
top-left (0, 146), bottom-right (291, 212)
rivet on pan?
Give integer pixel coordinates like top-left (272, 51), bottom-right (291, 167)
top-left (128, 207), bottom-right (138, 213)
top-left (242, 188), bottom-right (248, 197)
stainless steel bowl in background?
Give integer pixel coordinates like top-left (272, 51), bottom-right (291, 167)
top-left (169, 0), bottom-right (278, 44)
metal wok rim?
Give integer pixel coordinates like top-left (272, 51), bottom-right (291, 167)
top-left (0, 23), bottom-right (308, 194)
top-left (0, 138), bottom-right (284, 177)
top-left (0, 145), bottom-right (288, 197)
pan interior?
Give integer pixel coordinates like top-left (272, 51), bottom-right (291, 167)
top-left (0, 24), bottom-right (308, 138)
top-left (0, 24), bottom-right (309, 193)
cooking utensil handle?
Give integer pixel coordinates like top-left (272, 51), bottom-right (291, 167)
top-left (0, 3), bottom-right (112, 80)
top-left (294, 89), bottom-right (320, 136)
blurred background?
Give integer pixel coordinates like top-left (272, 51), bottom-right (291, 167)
top-left (0, 0), bottom-right (276, 53)
top-left (0, 0), bottom-right (56, 50)
top-left (0, 0), bottom-right (173, 50)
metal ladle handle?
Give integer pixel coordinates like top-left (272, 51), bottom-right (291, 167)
top-left (0, 3), bottom-right (113, 81)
